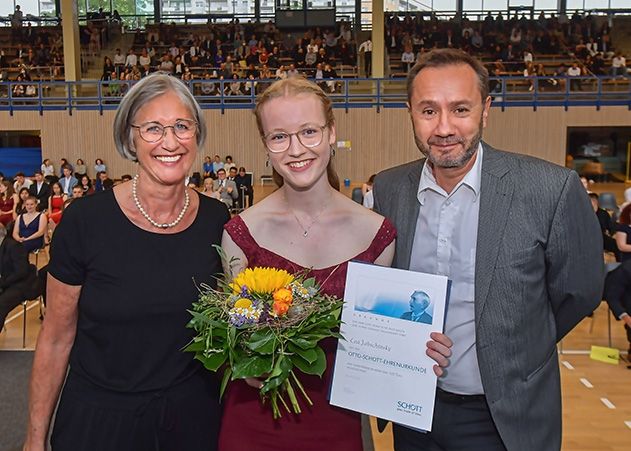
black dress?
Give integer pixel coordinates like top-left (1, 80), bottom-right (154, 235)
top-left (48, 189), bottom-right (229, 451)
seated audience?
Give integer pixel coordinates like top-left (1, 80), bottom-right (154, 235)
top-left (213, 168), bottom-right (238, 208)
top-left (28, 171), bottom-right (51, 211)
top-left (0, 181), bottom-right (18, 227)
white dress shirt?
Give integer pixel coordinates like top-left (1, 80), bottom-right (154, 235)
top-left (409, 144), bottom-right (484, 395)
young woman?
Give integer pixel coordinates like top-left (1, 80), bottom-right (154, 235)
top-left (15, 187), bottom-right (30, 217)
top-left (0, 180), bottom-right (18, 226)
top-left (200, 176), bottom-right (220, 200)
top-left (218, 77), bottom-right (451, 450)
top-left (12, 196), bottom-right (47, 253)
top-left (47, 181), bottom-right (66, 226)
top-left (79, 174), bottom-right (94, 195)
top-left (94, 158), bottom-right (106, 174)
top-left (75, 159), bottom-right (87, 179)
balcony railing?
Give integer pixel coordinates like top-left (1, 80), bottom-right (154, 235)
top-left (0, 76), bottom-right (629, 115)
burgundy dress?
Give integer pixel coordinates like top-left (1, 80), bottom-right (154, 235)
top-left (219, 215), bottom-right (396, 451)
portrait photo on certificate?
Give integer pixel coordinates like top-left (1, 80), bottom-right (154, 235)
top-left (329, 261), bottom-right (450, 431)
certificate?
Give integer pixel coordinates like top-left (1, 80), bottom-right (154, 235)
top-left (329, 261), bottom-right (449, 431)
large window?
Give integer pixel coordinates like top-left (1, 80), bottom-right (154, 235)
top-left (0, 1), bottom-right (57, 17)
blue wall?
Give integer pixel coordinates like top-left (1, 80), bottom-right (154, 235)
top-left (0, 147), bottom-right (42, 178)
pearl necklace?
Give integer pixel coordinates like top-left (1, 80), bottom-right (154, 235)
top-left (132, 174), bottom-right (190, 229)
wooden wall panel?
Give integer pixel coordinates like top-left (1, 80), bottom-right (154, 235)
top-left (2, 106), bottom-right (631, 181)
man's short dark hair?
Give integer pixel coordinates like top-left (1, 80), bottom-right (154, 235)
top-left (588, 192), bottom-right (599, 201)
top-left (217, 168), bottom-right (226, 174)
top-left (15, 171), bottom-right (25, 177)
top-left (34, 170), bottom-right (42, 176)
top-left (407, 49), bottom-right (489, 104)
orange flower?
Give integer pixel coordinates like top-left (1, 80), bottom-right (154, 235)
top-left (273, 288), bottom-right (293, 306)
top-left (273, 300), bottom-right (290, 316)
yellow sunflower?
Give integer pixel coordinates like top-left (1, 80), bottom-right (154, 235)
top-left (231, 267), bottom-right (295, 295)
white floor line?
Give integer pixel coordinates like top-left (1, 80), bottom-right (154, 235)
top-left (4, 302), bottom-right (39, 325)
top-left (561, 361), bottom-right (575, 370)
top-left (580, 378), bottom-right (594, 388)
top-left (559, 350), bottom-right (591, 355)
top-left (625, 421), bottom-right (631, 430)
top-left (0, 347), bottom-right (36, 351)
top-left (600, 398), bottom-right (616, 409)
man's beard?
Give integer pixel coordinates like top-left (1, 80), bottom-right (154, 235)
top-left (414, 118), bottom-right (484, 169)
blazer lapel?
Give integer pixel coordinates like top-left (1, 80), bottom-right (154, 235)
top-left (475, 144), bottom-right (514, 323)
top-left (397, 162), bottom-right (423, 269)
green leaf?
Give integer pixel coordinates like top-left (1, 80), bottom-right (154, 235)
top-left (195, 352), bottom-right (227, 372)
top-left (183, 340), bottom-right (205, 353)
top-left (232, 355), bottom-right (273, 379)
top-left (289, 337), bottom-right (317, 350)
top-left (247, 329), bottom-right (277, 355)
top-left (291, 346), bottom-right (326, 377)
top-left (261, 355), bottom-right (293, 395)
top-left (288, 343), bottom-right (318, 364)
top-left (302, 277), bottom-right (317, 288)
top-left (220, 367), bottom-right (232, 398)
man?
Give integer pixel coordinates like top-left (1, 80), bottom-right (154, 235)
top-left (71, 185), bottom-right (84, 199)
top-left (28, 171), bottom-right (51, 210)
top-left (213, 168), bottom-right (238, 208)
top-left (59, 165), bottom-right (77, 197)
top-left (94, 171), bottom-right (111, 192)
top-left (234, 167), bottom-right (254, 209)
top-left (400, 290), bottom-right (433, 325)
top-left (358, 36), bottom-right (373, 77)
top-left (588, 192), bottom-right (618, 259)
top-left (13, 172), bottom-right (33, 192)
top-left (0, 223), bottom-right (40, 328)
top-left (373, 49), bottom-right (603, 451)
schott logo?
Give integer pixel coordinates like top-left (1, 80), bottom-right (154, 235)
top-left (397, 401), bottom-right (423, 413)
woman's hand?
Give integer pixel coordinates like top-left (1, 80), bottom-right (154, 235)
top-left (426, 332), bottom-right (453, 377)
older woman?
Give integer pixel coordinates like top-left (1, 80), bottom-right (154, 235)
top-left (24, 74), bottom-right (228, 451)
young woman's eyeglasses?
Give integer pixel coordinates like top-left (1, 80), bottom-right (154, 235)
top-left (131, 119), bottom-right (197, 143)
top-left (263, 125), bottom-right (327, 153)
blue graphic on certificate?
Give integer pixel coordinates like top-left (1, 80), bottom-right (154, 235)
top-left (329, 261), bottom-right (450, 431)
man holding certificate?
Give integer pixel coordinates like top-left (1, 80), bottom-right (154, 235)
top-left (373, 49), bottom-right (603, 451)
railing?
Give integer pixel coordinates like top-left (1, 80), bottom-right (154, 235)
top-left (0, 76), bottom-right (629, 115)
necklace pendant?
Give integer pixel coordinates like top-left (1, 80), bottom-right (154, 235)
top-left (303, 230), bottom-right (308, 237)
top-left (161, 223), bottom-right (169, 229)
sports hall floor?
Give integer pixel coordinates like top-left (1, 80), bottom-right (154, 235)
top-left (2, 182), bottom-right (630, 451)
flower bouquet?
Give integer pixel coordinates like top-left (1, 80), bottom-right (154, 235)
top-left (185, 264), bottom-right (343, 419)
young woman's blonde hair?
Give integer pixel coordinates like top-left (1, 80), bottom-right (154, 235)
top-left (254, 77), bottom-right (339, 190)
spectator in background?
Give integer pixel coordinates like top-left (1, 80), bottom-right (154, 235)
top-left (15, 188), bottom-right (30, 217)
top-left (125, 48), bottom-right (137, 68)
top-left (103, 56), bottom-right (115, 79)
top-left (40, 159), bottom-right (55, 181)
top-left (112, 48), bottom-right (125, 70)
top-left (224, 156), bottom-right (236, 173)
top-left (28, 171), bottom-right (51, 211)
top-left (11, 5), bottom-right (23, 43)
top-left (358, 37), bottom-right (373, 76)
top-left (12, 195), bottom-right (47, 254)
top-left (0, 222), bottom-right (39, 330)
top-left (213, 168), bottom-right (238, 208)
top-left (604, 260), bottom-right (631, 356)
top-left (362, 174), bottom-right (376, 209)
top-left (94, 158), bottom-right (107, 174)
top-left (211, 155), bottom-right (224, 174)
top-left (74, 159), bottom-right (87, 179)
top-left (13, 172), bottom-right (33, 192)
top-left (94, 171), bottom-right (111, 192)
top-left (611, 52), bottom-right (627, 78)
top-left (201, 176), bottom-right (221, 200)
top-left (588, 192), bottom-right (619, 260)
top-left (203, 156), bottom-right (213, 178)
top-left (616, 204), bottom-right (631, 262)
top-left (0, 181), bottom-right (18, 227)
top-left (234, 167), bottom-right (253, 209)
top-left (59, 165), bottom-right (78, 197)
top-left (79, 174), bottom-right (94, 196)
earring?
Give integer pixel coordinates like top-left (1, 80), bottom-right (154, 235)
top-left (265, 155), bottom-right (270, 167)
top-left (330, 146), bottom-right (336, 157)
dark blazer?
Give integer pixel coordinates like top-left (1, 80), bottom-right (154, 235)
top-left (373, 143), bottom-right (604, 451)
top-left (29, 181), bottom-right (51, 210)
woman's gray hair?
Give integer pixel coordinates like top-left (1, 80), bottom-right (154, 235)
top-left (113, 72), bottom-right (207, 161)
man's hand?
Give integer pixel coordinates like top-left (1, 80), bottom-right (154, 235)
top-left (623, 315), bottom-right (631, 328)
top-left (427, 332), bottom-right (453, 377)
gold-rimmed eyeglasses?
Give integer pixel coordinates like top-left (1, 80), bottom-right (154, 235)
top-left (131, 119), bottom-right (198, 143)
top-left (263, 125), bottom-right (327, 153)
